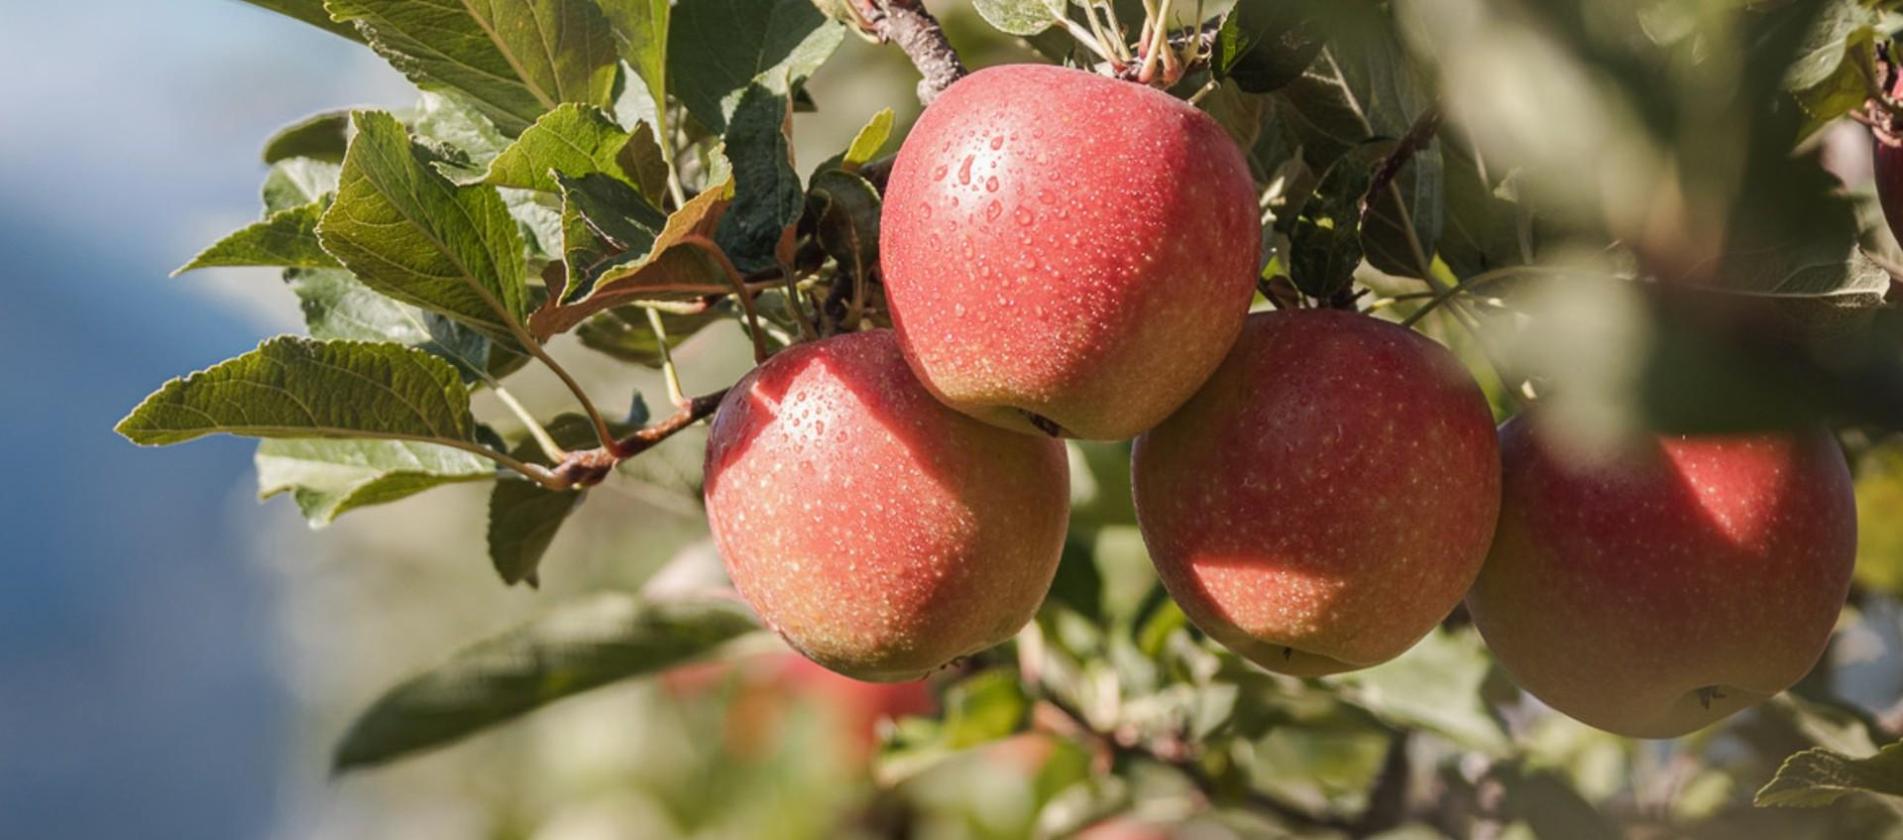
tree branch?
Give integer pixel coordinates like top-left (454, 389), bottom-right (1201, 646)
top-left (1358, 106), bottom-right (1444, 231)
top-left (854, 0), bottom-right (967, 105)
top-left (544, 389), bottom-right (731, 489)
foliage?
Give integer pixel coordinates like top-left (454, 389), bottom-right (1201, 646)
top-left (120, 0), bottom-right (1903, 836)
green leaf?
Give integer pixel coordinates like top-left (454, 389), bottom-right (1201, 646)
top-left (262, 110), bottom-right (352, 164)
top-left (577, 304), bottom-right (729, 367)
top-left (1328, 628), bottom-right (1511, 756)
top-left (599, 0), bottom-right (671, 147)
top-left (554, 170), bottom-right (669, 298)
top-left (621, 121), bottom-right (672, 208)
top-left (666, 0), bottom-right (844, 132)
top-left (805, 168), bottom-right (880, 280)
top-left (1285, 143), bottom-right (1382, 299)
top-left (239, 0), bottom-right (364, 41)
top-left (327, 0), bottom-right (620, 136)
top-left (970, 0), bottom-right (1066, 36)
top-left (115, 336), bottom-right (476, 448)
top-left (285, 267), bottom-right (500, 381)
top-left (257, 438), bottom-right (494, 526)
top-left (531, 179), bottom-right (733, 338)
top-left (483, 104), bottom-right (632, 192)
top-left (487, 413), bottom-right (606, 586)
top-left (489, 475), bottom-right (582, 585)
top-left (842, 108), bottom-right (894, 170)
top-left (1783, 1), bottom-right (1884, 142)
top-left (317, 110), bottom-right (529, 346)
top-left (1216, 0), bottom-right (1325, 93)
top-left (1756, 741), bottom-right (1903, 808)
top-left (715, 85), bottom-right (802, 274)
top-left (332, 594), bottom-right (760, 770)
top-left (177, 202), bottom-right (341, 273)
top-left (263, 159), bottom-right (342, 214)
top-left (1437, 133), bottom-right (1530, 278)
top-left (410, 91), bottom-right (512, 167)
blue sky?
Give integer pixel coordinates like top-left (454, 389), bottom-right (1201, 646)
top-left (0, 2), bottom-right (412, 836)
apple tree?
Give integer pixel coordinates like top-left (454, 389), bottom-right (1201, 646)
top-left (118, 0), bottom-right (1903, 835)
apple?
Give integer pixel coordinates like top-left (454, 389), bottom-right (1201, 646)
top-left (1872, 72), bottom-right (1903, 244)
top-left (880, 63), bottom-right (1260, 440)
top-left (1467, 417), bottom-right (1857, 738)
top-left (703, 329), bottom-right (1070, 681)
top-left (1132, 310), bottom-right (1501, 676)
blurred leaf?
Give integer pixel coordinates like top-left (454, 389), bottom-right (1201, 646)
top-left (576, 304), bottom-right (729, 367)
top-left (1854, 441), bottom-right (1903, 596)
top-left (1784, 1), bottom-right (1884, 142)
top-left (257, 438), bottom-right (493, 526)
top-left (116, 336), bottom-right (476, 447)
top-left (532, 179), bottom-right (733, 337)
top-left (177, 202), bottom-right (340, 273)
top-left (262, 109), bottom-right (351, 163)
top-left (1216, 0), bottom-right (1324, 93)
top-left (1491, 765), bottom-right (1622, 840)
top-left (239, 0), bottom-right (363, 41)
top-left (942, 669), bottom-right (1030, 747)
top-left (262, 159), bottom-right (341, 214)
top-left (666, 0), bottom-right (844, 132)
top-left (333, 594), bottom-right (760, 770)
top-left (482, 104), bottom-right (633, 192)
top-left (715, 84), bottom-right (803, 273)
top-left (599, 0), bottom-right (670, 144)
top-left (806, 168), bottom-right (881, 278)
top-left (317, 111), bottom-right (529, 347)
top-left (1757, 741), bottom-right (1903, 808)
top-left (1329, 628), bottom-right (1511, 756)
top-left (328, 0), bottom-right (620, 136)
top-left (971, 0), bottom-right (1067, 36)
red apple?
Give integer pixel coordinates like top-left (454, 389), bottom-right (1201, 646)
top-left (1872, 72), bottom-right (1903, 244)
top-left (1468, 418), bottom-right (1857, 738)
top-left (1132, 310), bottom-right (1500, 675)
top-left (703, 329), bottom-right (1070, 681)
top-left (880, 64), bottom-right (1260, 440)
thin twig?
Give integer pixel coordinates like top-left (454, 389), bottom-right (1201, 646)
top-left (644, 307), bottom-right (688, 407)
top-left (682, 234), bottom-right (770, 363)
top-left (492, 385), bottom-right (568, 461)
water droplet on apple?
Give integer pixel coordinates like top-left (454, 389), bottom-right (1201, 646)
top-left (986, 200), bottom-right (1002, 221)
top-left (958, 155), bottom-right (974, 185)
top-left (990, 135), bottom-right (1004, 150)
top-left (985, 176), bottom-right (999, 193)
top-left (931, 164), bottom-right (947, 181)
top-left (1014, 206), bottom-right (1034, 226)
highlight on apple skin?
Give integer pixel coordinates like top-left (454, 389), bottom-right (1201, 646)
top-left (880, 63), bottom-right (1260, 441)
top-left (1132, 309), bottom-right (1502, 676)
top-left (1467, 417), bottom-right (1858, 739)
top-left (702, 329), bottom-right (1070, 682)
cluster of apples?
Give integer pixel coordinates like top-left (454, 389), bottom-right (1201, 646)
top-left (702, 65), bottom-right (1859, 739)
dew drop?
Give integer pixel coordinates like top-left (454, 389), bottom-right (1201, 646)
top-left (985, 176), bottom-right (999, 193)
top-left (931, 164), bottom-right (948, 181)
top-left (953, 303), bottom-right (966, 317)
top-left (1014, 206), bottom-right (1034, 227)
top-left (989, 135), bottom-right (1005, 150)
top-left (958, 155), bottom-right (974, 185)
top-left (985, 200), bottom-right (1003, 222)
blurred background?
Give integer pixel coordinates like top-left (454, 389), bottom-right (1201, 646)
top-left (11, 1), bottom-right (1903, 838)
